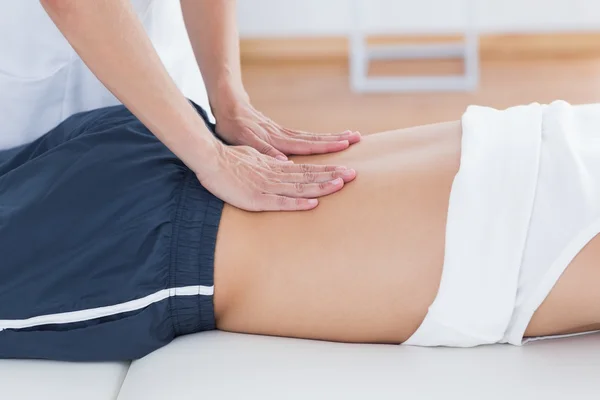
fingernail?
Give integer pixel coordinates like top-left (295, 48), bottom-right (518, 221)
top-left (335, 166), bottom-right (348, 172)
top-left (308, 199), bottom-right (318, 206)
top-left (342, 169), bottom-right (355, 178)
top-left (276, 155), bottom-right (288, 161)
top-left (331, 178), bottom-right (343, 185)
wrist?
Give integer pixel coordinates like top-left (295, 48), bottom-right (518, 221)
top-left (208, 77), bottom-right (249, 119)
top-left (187, 132), bottom-right (225, 181)
top-left (168, 115), bottom-right (222, 175)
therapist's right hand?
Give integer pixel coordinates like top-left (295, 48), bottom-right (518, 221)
top-left (196, 142), bottom-right (356, 211)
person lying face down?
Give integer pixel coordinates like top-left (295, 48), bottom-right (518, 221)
top-left (1, 101), bottom-right (600, 361)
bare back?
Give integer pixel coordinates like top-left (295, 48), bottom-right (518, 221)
top-left (213, 122), bottom-right (461, 343)
top-left (213, 121), bottom-right (600, 343)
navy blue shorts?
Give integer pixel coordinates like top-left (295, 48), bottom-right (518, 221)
top-left (0, 103), bottom-right (224, 361)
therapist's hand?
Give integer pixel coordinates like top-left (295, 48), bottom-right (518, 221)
top-left (213, 96), bottom-right (361, 160)
top-left (197, 142), bottom-right (356, 211)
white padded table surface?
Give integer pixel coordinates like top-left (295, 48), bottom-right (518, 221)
top-left (118, 331), bottom-right (600, 400)
top-left (2, 331), bottom-right (600, 399)
top-left (0, 359), bottom-right (128, 400)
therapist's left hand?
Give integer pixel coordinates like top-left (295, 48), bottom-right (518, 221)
top-left (213, 96), bottom-right (361, 161)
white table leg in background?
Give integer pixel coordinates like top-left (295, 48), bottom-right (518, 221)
top-left (349, 0), bottom-right (480, 93)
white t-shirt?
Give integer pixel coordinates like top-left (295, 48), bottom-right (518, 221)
top-left (0, 0), bottom-right (212, 150)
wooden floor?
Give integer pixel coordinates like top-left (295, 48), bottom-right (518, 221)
top-left (242, 58), bottom-right (600, 135)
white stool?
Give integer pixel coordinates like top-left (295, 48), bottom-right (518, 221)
top-left (349, 0), bottom-right (480, 93)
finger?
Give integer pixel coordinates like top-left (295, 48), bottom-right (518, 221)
top-left (265, 178), bottom-right (345, 199)
top-left (269, 168), bottom-right (356, 183)
top-left (282, 127), bottom-right (348, 137)
top-left (275, 163), bottom-right (342, 173)
top-left (344, 131), bottom-right (361, 144)
top-left (274, 164), bottom-right (356, 183)
top-left (260, 195), bottom-right (319, 211)
top-left (280, 139), bottom-right (351, 155)
top-left (347, 131), bottom-right (362, 144)
top-left (290, 133), bottom-right (353, 142)
top-left (284, 129), bottom-right (362, 144)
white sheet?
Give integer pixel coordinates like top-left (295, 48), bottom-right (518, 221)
top-left (407, 101), bottom-right (600, 347)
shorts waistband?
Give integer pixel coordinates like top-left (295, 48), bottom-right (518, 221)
top-left (170, 169), bottom-right (224, 337)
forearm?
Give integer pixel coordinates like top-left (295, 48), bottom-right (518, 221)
top-left (181, 0), bottom-right (247, 115)
top-left (40, 0), bottom-right (219, 171)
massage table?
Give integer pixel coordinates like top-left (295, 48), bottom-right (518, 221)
top-left (1, 331), bottom-right (599, 399)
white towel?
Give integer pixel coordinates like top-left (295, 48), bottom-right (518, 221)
top-left (405, 101), bottom-right (600, 347)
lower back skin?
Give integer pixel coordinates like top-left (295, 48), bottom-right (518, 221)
top-left (212, 121), bottom-right (600, 344)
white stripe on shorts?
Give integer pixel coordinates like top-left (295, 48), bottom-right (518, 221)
top-left (0, 285), bottom-right (213, 331)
